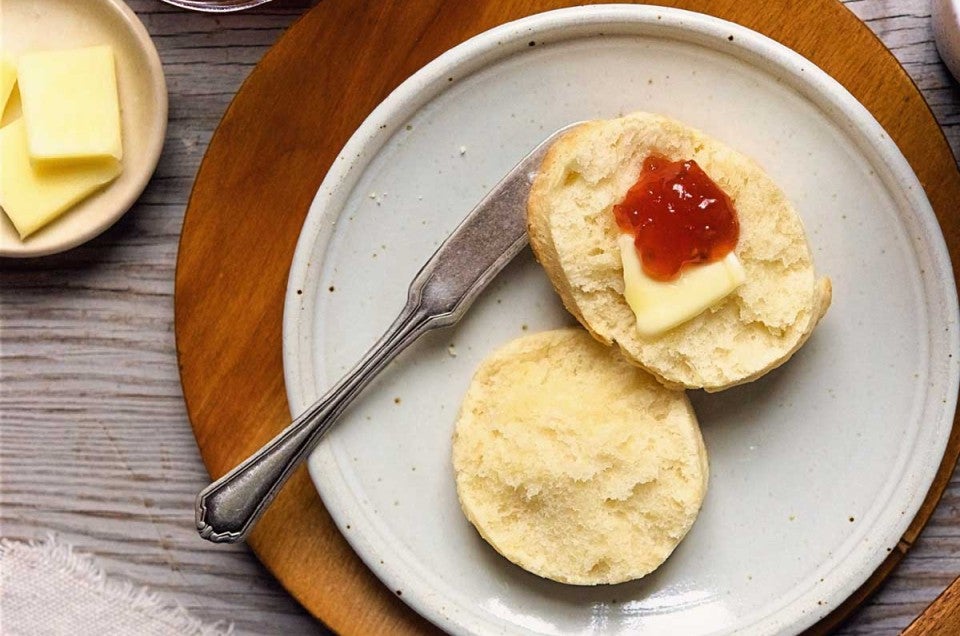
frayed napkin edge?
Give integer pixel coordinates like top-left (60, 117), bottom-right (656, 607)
top-left (0, 534), bottom-right (233, 636)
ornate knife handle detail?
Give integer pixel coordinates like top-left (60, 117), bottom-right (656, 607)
top-left (196, 301), bottom-right (433, 543)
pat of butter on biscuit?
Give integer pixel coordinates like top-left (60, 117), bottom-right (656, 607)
top-left (618, 233), bottom-right (745, 336)
top-left (0, 119), bottom-right (121, 239)
top-left (17, 45), bottom-right (122, 163)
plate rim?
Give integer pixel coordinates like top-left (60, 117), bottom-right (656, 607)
top-left (283, 5), bottom-right (960, 635)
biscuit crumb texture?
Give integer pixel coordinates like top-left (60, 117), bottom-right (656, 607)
top-left (452, 329), bottom-right (708, 585)
top-left (527, 112), bottom-right (831, 391)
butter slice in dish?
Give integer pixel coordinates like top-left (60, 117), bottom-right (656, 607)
top-left (0, 58), bottom-right (16, 114)
top-left (17, 45), bottom-right (123, 164)
top-left (0, 119), bottom-right (121, 239)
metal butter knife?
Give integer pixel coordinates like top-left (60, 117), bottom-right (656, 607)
top-left (196, 123), bottom-right (578, 543)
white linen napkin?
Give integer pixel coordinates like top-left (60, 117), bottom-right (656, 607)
top-left (0, 536), bottom-right (231, 636)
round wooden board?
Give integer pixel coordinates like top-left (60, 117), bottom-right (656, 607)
top-left (174, 1), bottom-right (960, 633)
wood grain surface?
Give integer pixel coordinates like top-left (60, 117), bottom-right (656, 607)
top-left (1, 0), bottom-right (959, 635)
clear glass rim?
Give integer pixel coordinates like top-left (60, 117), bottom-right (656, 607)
top-left (157, 0), bottom-right (272, 13)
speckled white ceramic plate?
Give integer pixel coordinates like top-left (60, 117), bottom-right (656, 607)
top-left (283, 6), bottom-right (959, 635)
top-left (0, 0), bottom-right (167, 257)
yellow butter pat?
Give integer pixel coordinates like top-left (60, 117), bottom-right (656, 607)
top-left (17, 45), bottom-right (122, 163)
top-left (0, 58), bottom-right (15, 115)
top-left (618, 233), bottom-right (746, 336)
top-left (0, 118), bottom-right (121, 238)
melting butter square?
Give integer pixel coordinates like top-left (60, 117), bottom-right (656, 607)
top-left (0, 119), bottom-right (121, 238)
top-left (618, 234), bottom-right (746, 336)
top-left (17, 45), bottom-right (122, 163)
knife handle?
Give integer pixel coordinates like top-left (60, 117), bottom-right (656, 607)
top-left (195, 299), bottom-right (432, 543)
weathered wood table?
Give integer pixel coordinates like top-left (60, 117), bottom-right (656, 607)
top-left (2, 0), bottom-right (958, 633)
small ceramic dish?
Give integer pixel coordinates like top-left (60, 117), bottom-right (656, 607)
top-left (933, 0), bottom-right (960, 81)
top-left (0, 0), bottom-right (167, 258)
